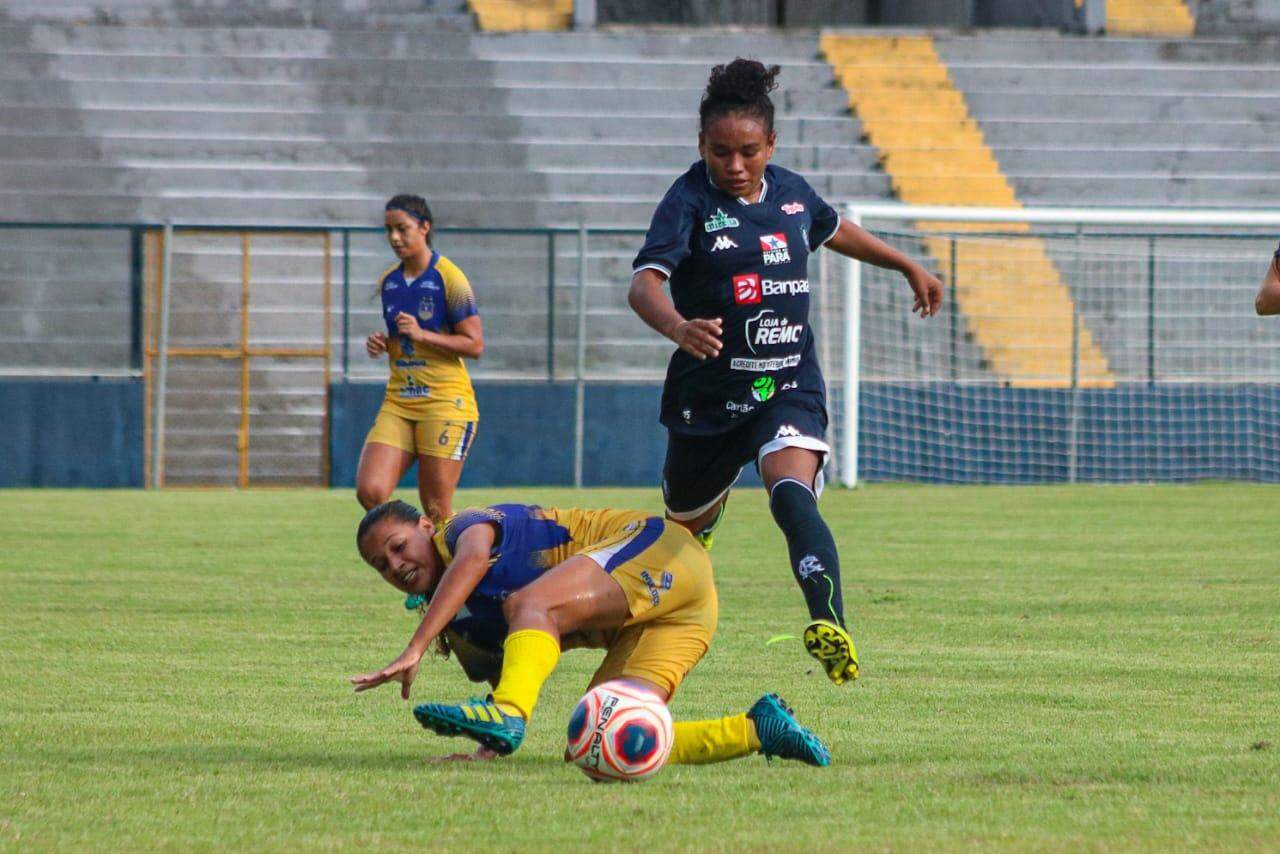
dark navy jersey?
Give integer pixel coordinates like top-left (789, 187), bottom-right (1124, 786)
top-left (633, 161), bottom-right (840, 434)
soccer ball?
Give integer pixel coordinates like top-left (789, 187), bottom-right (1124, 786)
top-left (564, 680), bottom-right (674, 782)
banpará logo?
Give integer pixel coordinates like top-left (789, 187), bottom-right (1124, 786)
top-left (762, 278), bottom-right (809, 296)
top-left (775, 424), bottom-right (801, 438)
top-left (752, 376), bottom-right (776, 402)
top-left (759, 232), bottom-right (791, 265)
top-left (710, 234), bottom-right (738, 252)
top-left (733, 273), bottom-right (761, 305)
top-left (781, 201), bottom-right (806, 215)
top-left (704, 208), bottom-right (740, 233)
top-left (797, 554), bottom-right (824, 579)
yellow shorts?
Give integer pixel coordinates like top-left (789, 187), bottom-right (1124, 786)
top-left (364, 408), bottom-right (478, 461)
top-left (583, 519), bottom-right (718, 698)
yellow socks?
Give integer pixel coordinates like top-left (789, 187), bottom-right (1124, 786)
top-left (669, 713), bottom-right (763, 765)
top-left (490, 629), bottom-right (560, 720)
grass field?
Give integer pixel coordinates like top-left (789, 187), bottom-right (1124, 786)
top-left (2, 484), bottom-right (1278, 850)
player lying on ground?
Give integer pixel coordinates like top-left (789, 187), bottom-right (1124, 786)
top-left (351, 499), bottom-right (830, 765)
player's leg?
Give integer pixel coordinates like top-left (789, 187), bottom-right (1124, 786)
top-left (670, 694), bottom-right (830, 767)
top-left (662, 426), bottom-right (751, 550)
top-left (754, 400), bottom-right (858, 685)
top-left (355, 410), bottom-right (415, 509)
top-left (412, 419), bottom-right (477, 522)
top-left (413, 550), bottom-right (636, 755)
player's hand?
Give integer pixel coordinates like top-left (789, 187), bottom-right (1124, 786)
top-left (671, 317), bottom-right (723, 360)
top-left (394, 312), bottom-right (424, 342)
top-left (365, 332), bottom-right (388, 357)
top-left (906, 265), bottom-right (943, 317)
top-left (350, 650), bottom-right (422, 699)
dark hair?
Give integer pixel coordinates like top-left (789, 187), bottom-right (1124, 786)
top-left (384, 193), bottom-right (433, 232)
top-left (699, 58), bottom-right (781, 135)
top-left (356, 499), bottom-right (422, 553)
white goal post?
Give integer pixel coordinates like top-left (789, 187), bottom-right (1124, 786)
top-left (837, 203), bottom-right (1280, 488)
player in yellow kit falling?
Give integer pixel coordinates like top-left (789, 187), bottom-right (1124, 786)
top-left (351, 499), bottom-right (830, 767)
top-left (356, 194), bottom-right (484, 522)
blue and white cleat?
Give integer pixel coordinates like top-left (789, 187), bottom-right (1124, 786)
top-left (412, 696), bottom-right (526, 756)
top-left (746, 693), bottom-right (831, 767)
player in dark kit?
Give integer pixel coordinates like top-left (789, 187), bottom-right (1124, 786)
top-left (628, 59), bottom-right (943, 685)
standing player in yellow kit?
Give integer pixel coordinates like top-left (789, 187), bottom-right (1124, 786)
top-left (357, 194), bottom-right (484, 523)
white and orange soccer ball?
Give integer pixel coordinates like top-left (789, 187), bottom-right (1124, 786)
top-left (564, 680), bottom-right (674, 782)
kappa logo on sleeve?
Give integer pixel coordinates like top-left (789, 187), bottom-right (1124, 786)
top-left (759, 233), bottom-right (792, 265)
top-left (733, 273), bottom-right (762, 305)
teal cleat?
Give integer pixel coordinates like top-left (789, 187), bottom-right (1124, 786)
top-left (404, 593), bottom-right (427, 611)
top-left (412, 696), bottom-right (526, 756)
top-left (746, 693), bottom-right (831, 767)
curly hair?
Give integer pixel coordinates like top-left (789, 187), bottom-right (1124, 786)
top-left (699, 58), bottom-right (782, 134)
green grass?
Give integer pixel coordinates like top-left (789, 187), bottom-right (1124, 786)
top-left (1, 485), bottom-right (1278, 850)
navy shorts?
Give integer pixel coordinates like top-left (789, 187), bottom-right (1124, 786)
top-left (661, 394), bottom-right (830, 520)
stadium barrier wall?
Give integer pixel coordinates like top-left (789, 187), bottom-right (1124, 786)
top-left (0, 378), bottom-right (145, 487)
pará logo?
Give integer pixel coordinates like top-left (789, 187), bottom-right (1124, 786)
top-left (704, 208), bottom-right (740, 233)
top-left (759, 233), bottom-right (791, 266)
top-left (710, 234), bottom-right (738, 252)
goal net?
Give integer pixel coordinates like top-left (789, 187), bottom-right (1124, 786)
top-left (828, 204), bottom-right (1280, 486)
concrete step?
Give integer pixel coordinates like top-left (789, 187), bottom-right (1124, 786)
top-left (976, 119), bottom-right (1280, 149)
top-left (992, 147), bottom-right (1280, 174)
top-left (0, 106), bottom-right (867, 145)
top-left (935, 35), bottom-right (1280, 65)
top-left (0, 51), bottom-right (841, 90)
top-left (0, 133), bottom-right (882, 172)
top-left (964, 90), bottom-right (1280, 122)
top-left (948, 64), bottom-right (1280, 93)
top-left (0, 4), bottom-right (474, 31)
top-left (1009, 174), bottom-right (1279, 205)
top-left (0, 77), bottom-right (850, 116)
top-left (0, 24), bottom-right (824, 61)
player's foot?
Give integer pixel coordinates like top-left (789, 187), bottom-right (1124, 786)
top-left (747, 693), bottom-right (830, 767)
top-left (412, 696), bottom-right (526, 756)
top-left (804, 619), bottom-right (860, 685)
top-left (404, 593), bottom-right (426, 611)
top-left (694, 502), bottom-right (727, 551)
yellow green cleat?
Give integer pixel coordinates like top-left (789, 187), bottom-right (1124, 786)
top-left (803, 619), bottom-right (860, 685)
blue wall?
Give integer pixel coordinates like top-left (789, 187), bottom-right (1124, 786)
top-left (3, 379), bottom-right (1276, 487)
top-left (0, 378), bottom-right (145, 487)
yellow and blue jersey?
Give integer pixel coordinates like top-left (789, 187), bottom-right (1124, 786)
top-left (430, 504), bottom-right (657, 656)
top-left (379, 251), bottom-right (479, 420)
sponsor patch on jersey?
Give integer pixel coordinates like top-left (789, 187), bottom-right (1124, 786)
top-left (762, 277), bottom-right (809, 296)
top-left (745, 309), bottom-right (804, 354)
top-left (711, 234), bottom-right (738, 252)
top-left (704, 208), bottom-right (740, 233)
top-left (733, 273), bottom-right (762, 305)
top-left (730, 354), bottom-right (802, 372)
top-left (760, 232), bottom-right (792, 265)
top-left (781, 201), bottom-right (805, 215)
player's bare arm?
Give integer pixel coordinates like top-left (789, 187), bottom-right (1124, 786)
top-left (1255, 257), bottom-right (1280, 316)
top-left (351, 522), bottom-right (496, 698)
top-left (825, 219), bottom-right (944, 317)
top-left (628, 268), bottom-right (723, 360)
top-left (394, 312), bottom-right (484, 358)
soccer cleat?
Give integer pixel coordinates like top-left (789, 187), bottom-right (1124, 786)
top-left (412, 696), bottom-right (526, 756)
top-left (694, 501), bottom-right (728, 551)
top-left (404, 593), bottom-right (426, 611)
top-left (747, 693), bottom-right (831, 767)
top-left (804, 619), bottom-right (860, 685)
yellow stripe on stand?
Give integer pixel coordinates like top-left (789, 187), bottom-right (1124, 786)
top-left (821, 34), bottom-right (1113, 388)
top-left (1107, 0), bottom-right (1196, 36)
top-left (469, 0), bottom-right (572, 31)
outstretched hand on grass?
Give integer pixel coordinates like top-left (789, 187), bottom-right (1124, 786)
top-left (351, 650), bottom-right (422, 699)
